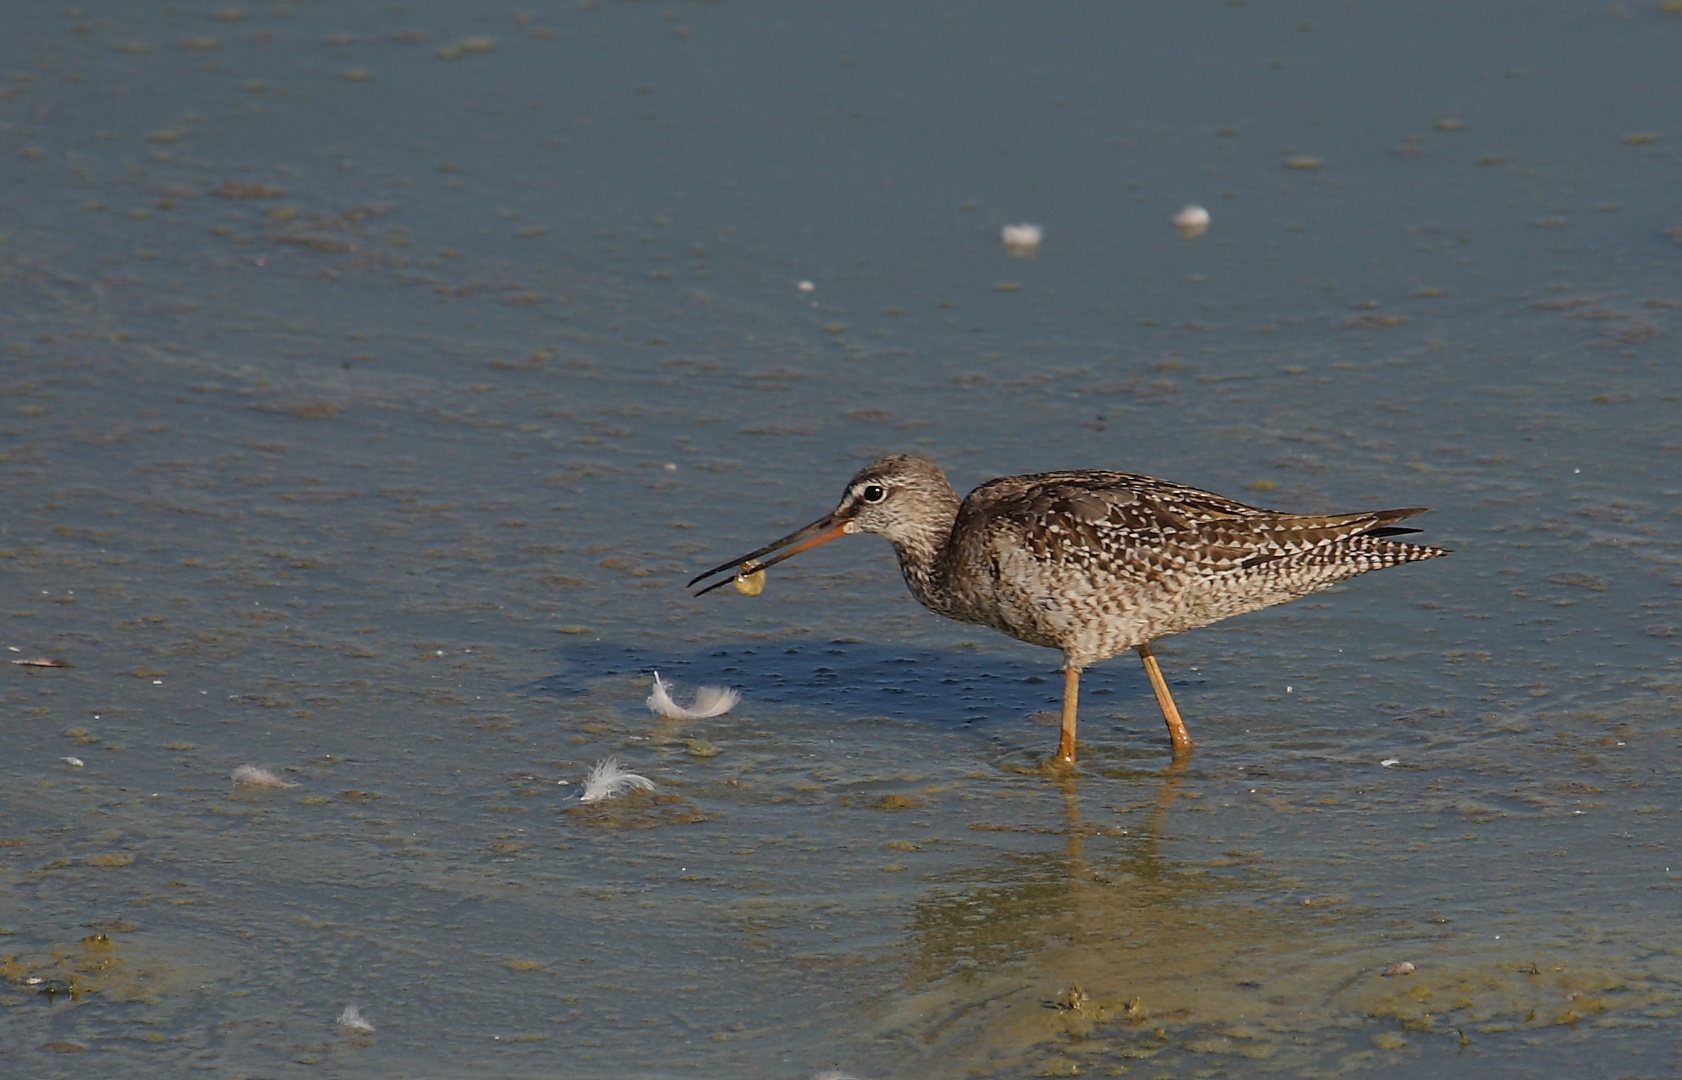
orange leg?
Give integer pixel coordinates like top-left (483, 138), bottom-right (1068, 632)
top-left (1136, 642), bottom-right (1193, 754)
top-left (1055, 665), bottom-right (1080, 764)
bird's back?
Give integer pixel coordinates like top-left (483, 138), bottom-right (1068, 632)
top-left (932, 471), bottom-right (1447, 665)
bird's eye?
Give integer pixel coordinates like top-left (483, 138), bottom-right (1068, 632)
top-left (861, 484), bottom-right (887, 504)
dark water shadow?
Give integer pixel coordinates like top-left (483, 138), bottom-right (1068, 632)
top-left (515, 635), bottom-right (1193, 731)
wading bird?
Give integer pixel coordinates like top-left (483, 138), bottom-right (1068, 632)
top-left (689, 456), bottom-right (1447, 763)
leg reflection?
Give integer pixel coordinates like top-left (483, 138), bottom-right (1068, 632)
top-left (1058, 753), bottom-right (1189, 886)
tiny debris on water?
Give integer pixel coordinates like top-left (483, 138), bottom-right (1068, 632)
top-left (1171, 204), bottom-right (1210, 238)
top-left (12, 657), bottom-right (72, 667)
top-left (1001, 222), bottom-right (1042, 255)
top-left (1381, 961), bottom-right (1416, 977)
top-left (1380, 758), bottom-right (1400, 767)
top-left (646, 672), bottom-right (740, 720)
top-left (337, 1003), bottom-right (375, 1033)
top-left (579, 756), bottom-right (655, 803)
top-left (61, 756), bottom-right (84, 768)
top-left (685, 737), bottom-right (722, 758)
top-left (231, 765), bottom-right (298, 788)
top-left (1044, 981), bottom-right (1090, 1011)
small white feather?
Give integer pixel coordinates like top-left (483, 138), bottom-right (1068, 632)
top-left (1170, 204), bottom-right (1211, 229)
top-left (338, 1003), bottom-right (375, 1033)
top-left (579, 756), bottom-right (655, 804)
top-left (811, 1071), bottom-right (865, 1080)
top-left (646, 671), bottom-right (740, 720)
top-left (62, 756), bottom-right (84, 768)
top-left (1000, 223), bottom-right (1042, 249)
top-left (231, 764), bottom-right (297, 788)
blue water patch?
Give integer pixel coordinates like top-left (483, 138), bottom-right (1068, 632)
top-left (522, 636), bottom-right (1152, 725)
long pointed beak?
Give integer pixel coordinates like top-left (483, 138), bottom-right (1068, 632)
top-left (688, 513), bottom-right (852, 597)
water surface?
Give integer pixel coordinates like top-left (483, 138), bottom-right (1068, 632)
top-left (2, 2), bottom-right (1680, 1077)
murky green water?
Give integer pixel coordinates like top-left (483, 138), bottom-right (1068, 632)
top-left (2, 2), bottom-right (1679, 1076)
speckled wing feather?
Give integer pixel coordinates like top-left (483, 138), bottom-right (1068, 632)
top-left (939, 471), bottom-right (1447, 664)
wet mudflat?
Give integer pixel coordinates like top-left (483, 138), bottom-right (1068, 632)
top-left (1, 2), bottom-right (1679, 1077)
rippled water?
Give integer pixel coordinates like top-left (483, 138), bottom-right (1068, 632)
top-left (2, 2), bottom-right (1679, 1077)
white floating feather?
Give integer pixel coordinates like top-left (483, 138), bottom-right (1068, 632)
top-left (338, 1003), bottom-right (375, 1033)
top-left (1000, 223), bottom-right (1042, 251)
top-left (1171, 204), bottom-right (1211, 237)
top-left (231, 764), bottom-right (298, 789)
top-left (579, 756), bottom-right (654, 804)
top-left (62, 756), bottom-right (84, 768)
top-left (812, 1071), bottom-right (865, 1080)
top-left (646, 671), bottom-right (740, 720)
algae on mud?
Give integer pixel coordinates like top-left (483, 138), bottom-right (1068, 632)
top-left (875, 771), bottom-right (1682, 1076)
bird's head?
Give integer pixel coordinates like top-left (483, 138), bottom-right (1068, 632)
top-left (827, 454), bottom-right (957, 546)
top-left (687, 454), bottom-right (958, 596)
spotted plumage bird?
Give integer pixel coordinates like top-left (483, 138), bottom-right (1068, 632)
top-left (690, 455), bottom-right (1449, 762)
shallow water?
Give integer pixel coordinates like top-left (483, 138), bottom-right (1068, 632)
top-left (2, 1), bottom-right (1680, 1077)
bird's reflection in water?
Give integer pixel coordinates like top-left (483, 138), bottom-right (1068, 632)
top-left (870, 754), bottom-right (1681, 1078)
top-left (873, 759), bottom-right (1364, 1076)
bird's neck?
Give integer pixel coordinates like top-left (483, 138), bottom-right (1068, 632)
top-left (886, 490), bottom-right (965, 617)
